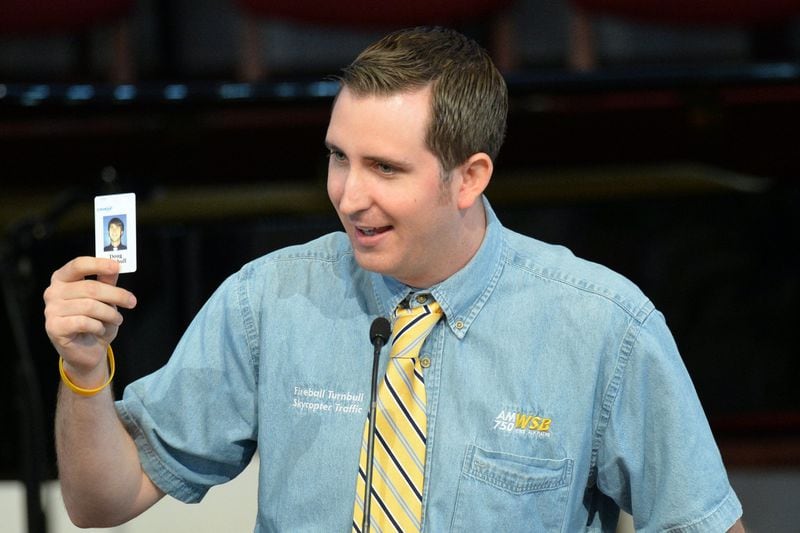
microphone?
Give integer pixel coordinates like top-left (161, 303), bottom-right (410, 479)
top-left (370, 317), bottom-right (391, 347)
top-left (362, 317), bottom-right (390, 532)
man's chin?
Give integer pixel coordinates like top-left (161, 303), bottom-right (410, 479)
top-left (352, 250), bottom-right (394, 277)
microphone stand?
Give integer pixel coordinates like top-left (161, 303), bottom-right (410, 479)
top-left (363, 318), bottom-right (390, 533)
top-left (2, 188), bottom-right (88, 533)
top-left (1, 248), bottom-right (47, 533)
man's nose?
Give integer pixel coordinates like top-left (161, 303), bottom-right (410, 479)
top-left (338, 168), bottom-right (371, 215)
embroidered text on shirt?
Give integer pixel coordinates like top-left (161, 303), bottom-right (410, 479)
top-left (493, 410), bottom-right (552, 438)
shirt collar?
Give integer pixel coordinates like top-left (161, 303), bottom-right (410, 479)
top-left (369, 196), bottom-right (506, 339)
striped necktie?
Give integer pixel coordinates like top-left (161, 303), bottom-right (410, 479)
top-left (353, 297), bottom-right (443, 532)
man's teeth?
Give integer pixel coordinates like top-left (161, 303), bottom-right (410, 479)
top-left (362, 227), bottom-right (377, 236)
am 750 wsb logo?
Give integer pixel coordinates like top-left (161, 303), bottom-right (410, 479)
top-left (494, 410), bottom-right (552, 436)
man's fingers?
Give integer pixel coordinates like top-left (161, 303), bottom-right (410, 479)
top-left (51, 256), bottom-right (120, 284)
top-left (49, 314), bottom-right (110, 342)
top-left (65, 279), bottom-right (136, 309)
top-left (44, 297), bottom-right (121, 343)
top-left (46, 297), bottom-right (125, 328)
top-left (45, 277), bottom-right (137, 310)
top-left (47, 257), bottom-right (136, 309)
top-left (97, 271), bottom-right (120, 288)
top-left (44, 257), bottom-right (132, 376)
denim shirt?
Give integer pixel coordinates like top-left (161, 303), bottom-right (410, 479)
top-left (117, 198), bottom-right (742, 532)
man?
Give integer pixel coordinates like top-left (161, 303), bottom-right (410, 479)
top-left (103, 217), bottom-right (127, 251)
top-left (44, 27), bottom-right (744, 531)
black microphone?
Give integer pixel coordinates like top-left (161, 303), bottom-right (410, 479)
top-left (362, 317), bottom-right (390, 532)
top-left (370, 317), bottom-right (391, 347)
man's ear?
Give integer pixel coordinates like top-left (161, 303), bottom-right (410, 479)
top-left (454, 152), bottom-right (493, 210)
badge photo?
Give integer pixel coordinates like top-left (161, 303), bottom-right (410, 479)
top-left (94, 193), bottom-right (137, 273)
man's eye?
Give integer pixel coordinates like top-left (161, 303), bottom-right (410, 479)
top-left (327, 150), bottom-right (346, 163)
top-left (375, 162), bottom-right (395, 174)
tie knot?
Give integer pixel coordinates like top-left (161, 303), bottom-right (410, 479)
top-left (390, 298), bottom-right (443, 359)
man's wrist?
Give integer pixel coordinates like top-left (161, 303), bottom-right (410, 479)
top-left (59, 345), bottom-right (116, 397)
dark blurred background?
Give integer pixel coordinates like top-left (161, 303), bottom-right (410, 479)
top-left (2, 0), bottom-right (799, 531)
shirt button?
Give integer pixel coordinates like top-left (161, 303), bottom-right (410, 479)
top-left (455, 320), bottom-right (464, 330)
top-left (416, 295), bottom-right (428, 304)
top-left (420, 357), bottom-right (431, 368)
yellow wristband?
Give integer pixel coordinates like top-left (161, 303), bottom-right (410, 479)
top-left (59, 345), bottom-right (116, 397)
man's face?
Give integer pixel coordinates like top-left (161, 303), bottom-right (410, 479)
top-left (108, 223), bottom-right (123, 245)
top-left (326, 86), bottom-right (469, 288)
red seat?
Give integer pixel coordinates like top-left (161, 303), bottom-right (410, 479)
top-left (231, 0), bottom-right (516, 80)
top-left (0, 0), bottom-right (134, 34)
top-left (0, 0), bottom-right (136, 81)
top-left (570, 0), bottom-right (800, 26)
top-left (568, 0), bottom-right (800, 70)
top-left (234, 0), bottom-right (513, 27)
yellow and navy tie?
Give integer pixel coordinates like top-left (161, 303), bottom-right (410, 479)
top-left (353, 297), bottom-right (443, 532)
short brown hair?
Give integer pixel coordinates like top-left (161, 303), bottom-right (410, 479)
top-left (338, 26), bottom-right (507, 173)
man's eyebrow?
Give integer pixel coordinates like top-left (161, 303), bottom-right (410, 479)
top-left (324, 140), bottom-right (410, 169)
top-left (365, 154), bottom-right (410, 170)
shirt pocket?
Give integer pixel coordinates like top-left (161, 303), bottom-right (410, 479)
top-left (450, 444), bottom-right (573, 532)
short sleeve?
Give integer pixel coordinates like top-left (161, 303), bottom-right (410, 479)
top-left (596, 310), bottom-right (742, 532)
top-left (115, 270), bottom-right (259, 503)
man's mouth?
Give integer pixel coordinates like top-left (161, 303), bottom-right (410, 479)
top-left (357, 226), bottom-right (391, 236)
